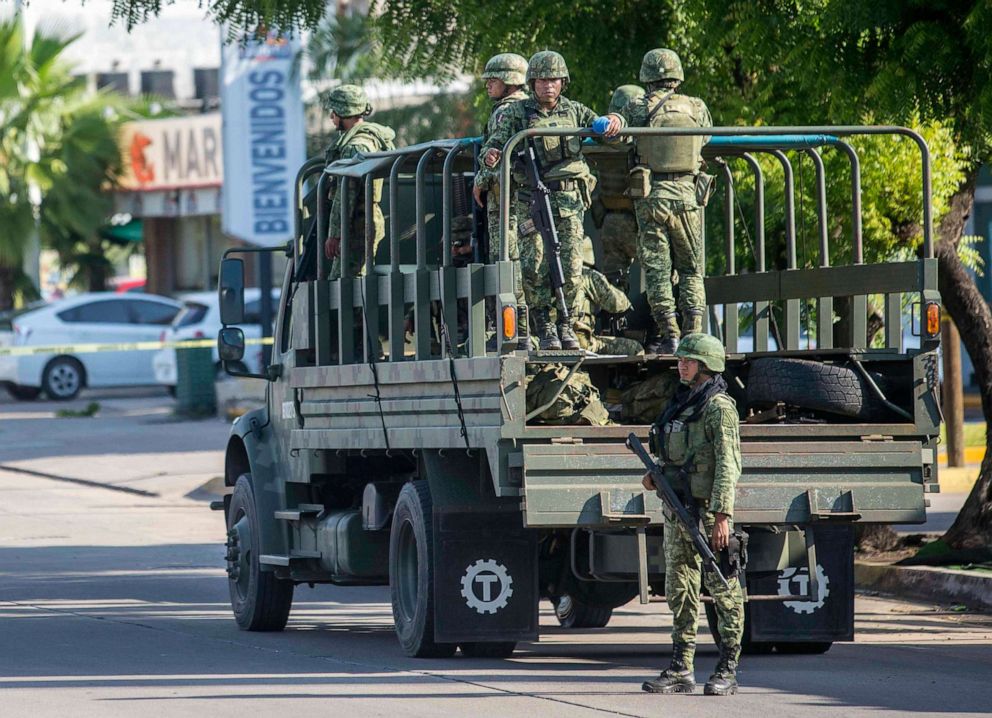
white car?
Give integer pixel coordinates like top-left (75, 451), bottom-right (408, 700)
top-left (0, 293), bottom-right (183, 400)
top-left (152, 288), bottom-right (279, 391)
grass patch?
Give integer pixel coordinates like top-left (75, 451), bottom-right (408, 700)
top-left (939, 422), bottom-right (986, 448)
top-left (55, 402), bottom-right (100, 418)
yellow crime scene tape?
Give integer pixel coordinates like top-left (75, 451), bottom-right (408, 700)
top-left (0, 336), bottom-right (274, 357)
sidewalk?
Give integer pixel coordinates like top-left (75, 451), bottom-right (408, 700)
top-left (856, 561), bottom-right (992, 613)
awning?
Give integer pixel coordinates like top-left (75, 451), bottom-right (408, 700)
top-left (99, 218), bottom-right (143, 244)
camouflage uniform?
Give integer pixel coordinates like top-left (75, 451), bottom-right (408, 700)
top-left (614, 50), bottom-right (712, 350)
top-left (587, 85), bottom-right (644, 281)
top-left (324, 85), bottom-right (397, 279)
top-left (574, 266), bottom-right (643, 355)
top-left (644, 333), bottom-right (743, 697)
top-left (479, 51), bottom-right (603, 349)
top-left (475, 54), bottom-right (530, 306)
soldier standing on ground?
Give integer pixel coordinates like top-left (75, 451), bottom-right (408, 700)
top-left (478, 50), bottom-right (621, 351)
top-left (613, 49), bottom-right (712, 354)
top-left (473, 53), bottom-right (530, 332)
top-left (574, 238), bottom-right (643, 356)
top-left (641, 333), bottom-right (744, 696)
top-left (587, 84), bottom-right (645, 288)
top-left (323, 85), bottom-right (397, 279)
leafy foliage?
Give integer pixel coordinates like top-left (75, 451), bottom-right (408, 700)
top-left (110, 0), bottom-right (326, 37)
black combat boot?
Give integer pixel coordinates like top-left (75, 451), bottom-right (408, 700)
top-left (682, 308), bottom-right (704, 335)
top-left (517, 305), bottom-right (529, 343)
top-left (704, 645), bottom-right (740, 696)
top-left (642, 642), bottom-right (696, 694)
top-left (558, 322), bottom-right (580, 350)
top-left (646, 312), bottom-right (679, 355)
top-left (533, 309), bottom-right (561, 350)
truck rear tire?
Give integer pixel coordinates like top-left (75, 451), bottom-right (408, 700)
top-left (389, 481), bottom-right (457, 658)
top-left (552, 594), bottom-right (613, 629)
top-left (227, 474), bottom-right (294, 631)
top-left (746, 358), bottom-right (867, 418)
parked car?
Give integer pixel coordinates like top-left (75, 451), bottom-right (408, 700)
top-left (0, 293), bottom-right (182, 400)
top-left (152, 288), bottom-right (279, 392)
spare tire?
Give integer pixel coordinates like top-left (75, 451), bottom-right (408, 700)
top-left (746, 358), bottom-right (867, 418)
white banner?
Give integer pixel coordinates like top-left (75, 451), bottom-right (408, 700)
top-left (220, 29), bottom-right (306, 247)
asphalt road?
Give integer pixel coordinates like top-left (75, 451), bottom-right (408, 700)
top-left (1, 391), bottom-right (990, 717)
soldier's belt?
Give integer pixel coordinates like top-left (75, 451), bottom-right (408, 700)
top-left (600, 195), bottom-right (634, 211)
top-left (652, 171), bottom-right (697, 182)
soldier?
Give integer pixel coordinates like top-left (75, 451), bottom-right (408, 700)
top-left (613, 49), bottom-right (712, 354)
top-left (479, 50), bottom-right (621, 351)
top-left (588, 84), bottom-right (645, 287)
top-left (323, 85), bottom-right (397, 279)
top-left (574, 238), bottom-right (643, 356)
top-left (641, 333), bottom-right (743, 696)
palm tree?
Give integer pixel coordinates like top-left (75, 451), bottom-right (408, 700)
top-left (0, 17), bottom-right (130, 308)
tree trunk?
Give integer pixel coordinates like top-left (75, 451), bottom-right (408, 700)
top-left (935, 172), bottom-right (992, 553)
top-left (0, 264), bottom-right (16, 311)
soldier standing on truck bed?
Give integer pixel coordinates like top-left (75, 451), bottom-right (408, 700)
top-left (323, 85), bottom-right (397, 279)
top-left (479, 50), bottom-right (622, 351)
top-left (641, 333), bottom-right (744, 696)
top-left (473, 53), bottom-right (530, 334)
top-left (589, 84), bottom-right (645, 289)
top-left (613, 49), bottom-right (713, 354)
top-left (574, 238), bottom-right (643, 356)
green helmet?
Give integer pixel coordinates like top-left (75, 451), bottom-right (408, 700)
top-left (581, 236), bottom-right (595, 267)
top-left (609, 84), bottom-right (645, 114)
top-left (326, 84), bottom-right (371, 117)
top-left (675, 333), bottom-right (725, 373)
top-left (483, 53), bottom-right (528, 86)
top-left (526, 50), bottom-right (569, 85)
top-left (639, 48), bottom-right (684, 83)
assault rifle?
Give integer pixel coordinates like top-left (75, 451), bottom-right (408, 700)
top-left (626, 433), bottom-right (732, 591)
top-left (515, 140), bottom-right (570, 324)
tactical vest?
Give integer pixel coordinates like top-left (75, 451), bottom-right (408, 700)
top-left (326, 122), bottom-right (396, 202)
top-left (662, 391), bottom-right (736, 500)
top-left (638, 93), bottom-right (704, 174)
top-left (524, 100), bottom-right (588, 179)
top-left (586, 145), bottom-right (636, 210)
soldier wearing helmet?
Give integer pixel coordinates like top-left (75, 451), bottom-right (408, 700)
top-left (323, 84), bottom-right (397, 279)
top-left (641, 333), bottom-right (743, 697)
top-left (585, 84), bottom-right (646, 288)
top-left (613, 49), bottom-right (713, 354)
top-left (473, 53), bottom-right (530, 324)
top-left (478, 50), bottom-right (622, 351)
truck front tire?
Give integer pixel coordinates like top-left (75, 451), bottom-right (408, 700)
top-left (226, 474), bottom-right (294, 631)
top-left (389, 481), bottom-right (457, 658)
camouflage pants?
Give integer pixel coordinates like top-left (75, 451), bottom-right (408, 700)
top-left (487, 192), bottom-right (525, 306)
top-left (634, 190), bottom-right (705, 322)
top-left (329, 205), bottom-right (385, 280)
top-left (517, 193), bottom-right (584, 321)
top-left (600, 210), bottom-right (639, 280)
top-left (664, 506), bottom-right (744, 669)
top-left (575, 321), bottom-right (643, 355)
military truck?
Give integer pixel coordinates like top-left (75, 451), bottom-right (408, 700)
top-left (215, 126), bottom-right (941, 658)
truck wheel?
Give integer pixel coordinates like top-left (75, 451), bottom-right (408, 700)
top-left (389, 481), bottom-right (457, 658)
top-left (704, 602), bottom-right (774, 655)
top-left (42, 356), bottom-right (84, 401)
top-left (459, 641), bottom-right (517, 658)
top-left (226, 474), bottom-right (294, 631)
top-left (552, 594), bottom-right (613, 629)
top-left (746, 358), bottom-right (867, 418)
top-left (775, 641), bottom-right (833, 654)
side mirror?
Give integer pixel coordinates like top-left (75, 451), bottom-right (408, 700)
top-left (218, 258), bottom-right (245, 325)
top-left (218, 327), bottom-right (246, 362)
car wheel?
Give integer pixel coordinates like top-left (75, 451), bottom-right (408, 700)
top-left (226, 474), bottom-right (294, 630)
top-left (42, 357), bottom-right (84, 401)
top-left (7, 384), bottom-right (41, 401)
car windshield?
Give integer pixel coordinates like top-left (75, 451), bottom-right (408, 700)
top-left (173, 302), bottom-right (210, 328)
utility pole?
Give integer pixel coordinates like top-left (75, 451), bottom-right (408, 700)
top-left (941, 317), bottom-right (965, 468)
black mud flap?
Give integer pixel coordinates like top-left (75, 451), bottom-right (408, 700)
top-left (745, 525), bottom-right (855, 643)
top-left (433, 509), bottom-right (538, 644)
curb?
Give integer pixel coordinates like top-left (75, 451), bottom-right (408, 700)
top-left (936, 466), bottom-right (981, 493)
top-left (855, 561), bottom-right (992, 612)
